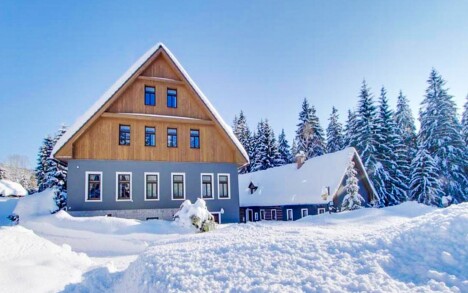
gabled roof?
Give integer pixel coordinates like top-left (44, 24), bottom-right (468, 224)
top-left (52, 43), bottom-right (249, 163)
top-left (239, 147), bottom-right (374, 207)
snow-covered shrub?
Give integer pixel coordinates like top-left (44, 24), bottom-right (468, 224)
top-left (341, 160), bottom-right (365, 211)
top-left (174, 199), bottom-right (216, 232)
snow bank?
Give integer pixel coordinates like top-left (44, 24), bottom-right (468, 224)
top-left (0, 179), bottom-right (27, 197)
top-left (13, 188), bottom-right (58, 220)
top-left (0, 197), bottom-right (19, 226)
top-left (0, 226), bottom-right (92, 293)
top-left (174, 199), bottom-right (216, 231)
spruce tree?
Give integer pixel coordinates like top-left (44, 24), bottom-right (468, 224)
top-left (409, 146), bottom-right (444, 206)
top-left (343, 110), bottom-right (357, 147)
top-left (326, 107), bottom-right (345, 153)
top-left (46, 126), bottom-right (68, 209)
top-left (35, 135), bottom-right (54, 192)
top-left (308, 105), bottom-right (326, 157)
top-left (341, 159), bottom-right (365, 210)
top-left (462, 95), bottom-right (468, 146)
top-left (277, 129), bottom-right (292, 165)
top-left (295, 98), bottom-right (326, 159)
top-left (394, 90), bottom-right (417, 181)
top-left (418, 69), bottom-right (467, 202)
top-left (252, 120), bottom-right (281, 172)
top-left (233, 111), bottom-right (253, 173)
top-left (291, 139), bottom-right (298, 158)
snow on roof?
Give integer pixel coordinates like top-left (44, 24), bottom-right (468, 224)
top-left (239, 147), bottom-right (362, 207)
top-left (0, 179), bottom-right (28, 197)
top-left (52, 43), bottom-right (248, 162)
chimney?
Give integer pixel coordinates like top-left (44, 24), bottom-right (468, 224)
top-left (295, 151), bottom-right (306, 169)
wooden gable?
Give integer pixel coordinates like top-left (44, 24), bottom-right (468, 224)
top-left (54, 45), bottom-right (248, 166)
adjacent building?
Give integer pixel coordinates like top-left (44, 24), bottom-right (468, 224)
top-left (52, 43), bottom-right (248, 223)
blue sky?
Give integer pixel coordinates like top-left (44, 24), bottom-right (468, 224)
top-left (1, 1), bottom-right (467, 168)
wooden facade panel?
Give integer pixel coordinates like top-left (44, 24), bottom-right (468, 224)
top-left (141, 54), bottom-right (180, 80)
top-left (73, 117), bottom-right (236, 163)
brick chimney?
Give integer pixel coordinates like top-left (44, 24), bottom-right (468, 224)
top-left (295, 151), bottom-right (306, 169)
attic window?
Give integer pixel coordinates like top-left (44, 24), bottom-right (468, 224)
top-left (248, 182), bottom-right (258, 194)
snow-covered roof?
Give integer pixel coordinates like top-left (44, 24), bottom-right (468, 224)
top-left (239, 147), bottom-right (369, 207)
top-left (0, 179), bottom-right (28, 197)
top-left (52, 43), bottom-right (248, 163)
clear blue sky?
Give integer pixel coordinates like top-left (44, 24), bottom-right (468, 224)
top-left (1, 1), bottom-right (467, 168)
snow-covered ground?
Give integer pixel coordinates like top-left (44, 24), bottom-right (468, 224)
top-left (0, 194), bottom-right (466, 292)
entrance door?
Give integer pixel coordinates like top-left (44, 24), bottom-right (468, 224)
top-left (212, 213), bottom-right (220, 224)
top-left (246, 209), bottom-right (254, 222)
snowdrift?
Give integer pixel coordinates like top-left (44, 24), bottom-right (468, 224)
top-left (13, 188), bottom-right (58, 220)
top-left (174, 199), bottom-right (216, 231)
top-left (0, 179), bottom-right (27, 197)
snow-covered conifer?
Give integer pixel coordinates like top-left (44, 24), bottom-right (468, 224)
top-left (295, 98), bottom-right (326, 159)
top-left (252, 120), bottom-right (281, 172)
top-left (341, 159), bottom-right (365, 211)
top-left (45, 126), bottom-right (68, 209)
top-left (0, 165), bottom-right (5, 180)
top-left (233, 111), bottom-right (254, 173)
top-left (343, 110), bottom-right (357, 147)
top-left (326, 107), bottom-right (344, 153)
top-left (291, 139), bottom-right (298, 158)
top-left (462, 95), bottom-right (468, 145)
top-left (35, 135), bottom-right (54, 192)
top-left (277, 129), bottom-right (292, 165)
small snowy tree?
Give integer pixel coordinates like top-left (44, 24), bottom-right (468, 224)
top-left (36, 135), bottom-right (54, 192)
top-left (409, 147), bottom-right (444, 206)
top-left (277, 129), bottom-right (293, 165)
top-left (233, 111), bottom-right (254, 173)
top-left (252, 120), bottom-right (281, 172)
top-left (462, 95), bottom-right (468, 146)
top-left (343, 110), bottom-right (357, 147)
top-left (341, 159), bottom-right (365, 211)
top-left (326, 107), bottom-right (345, 153)
top-left (295, 98), bottom-right (326, 159)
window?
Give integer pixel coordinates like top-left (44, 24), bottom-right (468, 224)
top-left (85, 172), bottom-right (102, 202)
top-left (144, 173), bottom-right (159, 201)
top-left (301, 208), bottom-right (308, 218)
top-left (145, 127), bottom-right (156, 147)
top-left (167, 128), bottom-right (177, 147)
top-left (218, 174), bottom-right (230, 199)
top-left (116, 172), bottom-right (132, 201)
top-left (172, 173), bottom-right (185, 200)
top-left (201, 173), bottom-right (214, 199)
top-left (119, 125), bottom-right (131, 146)
top-left (254, 212), bottom-right (259, 221)
top-left (260, 210), bottom-right (265, 220)
top-left (190, 129), bottom-right (200, 149)
top-left (271, 209), bottom-right (277, 221)
top-left (145, 86), bottom-right (155, 106)
top-left (167, 88), bottom-right (177, 108)
top-left (286, 209), bottom-right (293, 221)
top-left (318, 208), bottom-right (326, 214)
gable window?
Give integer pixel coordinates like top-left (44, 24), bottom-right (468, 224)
top-left (260, 209), bottom-right (265, 220)
top-left (286, 209), bottom-right (293, 221)
top-left (116, 172), bottom-right (132, 201)
top-left (301, 208), bottom-right (308, 218)
top-left (201, 173), bottom-right (214, 199)
top-left (145, 86), bottom-right (156, 106)
top-left (145, 127), bottom-right (156, 146)
top-left (172, 173), bottom-right (185, 200)
top-left (144, 173), bottom-right (159, 201)
top-left (167, 88), bottom-right (177, 108)
top-left (85, 172), bottom-right (102, 202)
top-left (119, 125), bottom-right (131, 145)
top-left (167, 128), bottom-right (177, 147)
top-left (190, 129), bottom-right (200, 149)
top-left (218, 174), bottom-right (230, 199)
top-left (271, 209), bottom-right (277, 221)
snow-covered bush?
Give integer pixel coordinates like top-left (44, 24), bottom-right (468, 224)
top-left (13, 188), bottom-right (58, 221)
top-left (174, 199), bottom-right (216, 232)
top-left (341, 160), bottom-right (365, 211)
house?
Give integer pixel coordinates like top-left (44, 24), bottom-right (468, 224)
top-left (0, 179), bottom-right (28, 197)
top-left (52, 43), bottom-right (248, 223)
top-left (239, 147), bottom-right (376, 222)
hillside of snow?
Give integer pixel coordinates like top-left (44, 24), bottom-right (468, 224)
top-left (0, 197), bottom-right (466, 292)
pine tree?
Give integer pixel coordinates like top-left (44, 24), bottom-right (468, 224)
top-left (343, 110), bottom-right (357, 147)
top-left (409, 146), bottom-right (445, 206)
top-left (462, 95), bottom-right (468, 146)
top-left (45, 126), bottom-right (68, 209)
top-left (252, 120), bottom-right (281, 172)
top-left (394, 90), bottom-right (417, 181)
top-left (291, 139), bottom-right (298, 158)
top-left (374, 87), bottom-right (408, 205)
top-left (277, 129), bottom-right (292, 165)
top-left (418, 69), bottom-right (468, 202)
top-left (35, 135), bottom-right (54, 192)
top-left (295, 98), bottom-right (326, 159)
top-left (341, 159), bottom-right (365, 211)
top-left (326, 107), bottom-right (345, 153)
top-left (232, 111), bottom-right (254, 173)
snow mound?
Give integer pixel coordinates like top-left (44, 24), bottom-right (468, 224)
top-left (13, 188), bottom-right (58, 220)
top-left (0, 197), bottom-right (19, 226)
top-left (0, 226), bottom-right (92, 293)
top-left (174, 198), bottom-right (216, 231)
top-left (0, 179), bottom-right (27, 197)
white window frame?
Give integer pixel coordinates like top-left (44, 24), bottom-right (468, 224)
top-left (254, 212), bottom-right (259, 221)
top-left (286, 209), bottom-right (293, 221)
top-left (260, 209), bottom-right (266, 220)
top-left (271, 209), bottom-right (277, 220)
top-left (200, 173), bottom-right (214, 200)
top-left (116, 172), bottom-right (132, 202)
top-left (171, 172), bottom-right (186, 200)
top-left (85, 171), bottom-right (103, 202)
top-left (318, 207), bottom-right (326, 214)
top-left (144, 172), bottom-right (160, 201)
top-left (217, 173), bottom-right (231, 199)
top-left (301, 208), bottom-right (308, 218)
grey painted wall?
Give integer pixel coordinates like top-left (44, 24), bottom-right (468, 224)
top-left (68, 160), bottom-right (240, 223)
